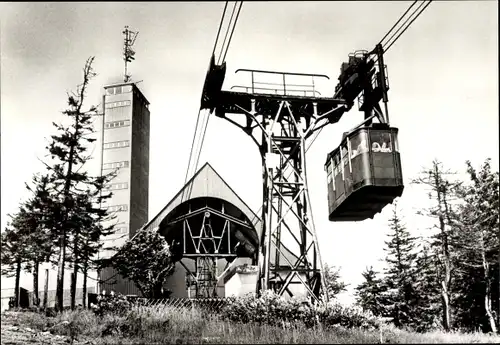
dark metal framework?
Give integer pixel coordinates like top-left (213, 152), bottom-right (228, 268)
top-left (161, 197), bottom-right (257, 298)
top-left (200, 44), bottom-right (390, 301)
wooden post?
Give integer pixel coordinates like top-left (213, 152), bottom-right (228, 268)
top-left (43, 268), bottom-right (49, 312)
top-left (70, 272), bottom-right (75, 310)
top-left (14, 259), bottom-right (21, 308)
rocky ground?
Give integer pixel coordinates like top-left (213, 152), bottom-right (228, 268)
top-left (1, 311), bottom-right (95, 345)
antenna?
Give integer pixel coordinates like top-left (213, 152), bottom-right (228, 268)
top-left (123, 25), bottom-right (139, 83)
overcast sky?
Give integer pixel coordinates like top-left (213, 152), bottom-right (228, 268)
top-left (1, 1), bottom-right (498, 303)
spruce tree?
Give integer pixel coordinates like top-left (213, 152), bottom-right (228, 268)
top-left (23, 173), bottom-right (59, 307)
top-left (453, 159), bottom-right (499, 333)
top-left (2, 227), bottom-right (26, 307)
top-left (2, 204), bottom-right (36, 307)
top-left (42, 57), bottom-right (115, 311)
top-left (412, 159), bottom-right (461, 331)
top-left (381, 203), bottom-right (420, 328)
top-left (355, 266), bottom-right (386, 317)
top-left (68, 177), bottom-right (116, 308)
top-left (412, 243), bottom-right (442, 331)
top-left (81, 173), bottom-right (117, 308)
top-left (323, 264), bottom-right (348, 300)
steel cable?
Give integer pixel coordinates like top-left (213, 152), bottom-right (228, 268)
top-left (217, 2), bottom-right (239, 65)
top-left (220, 2), bottom-right (243, 64)
top-left (184, 2), bottom-right (232, 184)
top-left (190, 1), bottom-right (244, 178)
top-left (384, 0), bottom-right (433, 53)
top-left (378, 1), bottom-right (418, 47)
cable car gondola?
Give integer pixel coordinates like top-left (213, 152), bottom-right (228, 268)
top-left (325, 123), bottom-right (404, 222)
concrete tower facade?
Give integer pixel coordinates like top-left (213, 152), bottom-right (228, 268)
top-left (99, 82), bottom-right (150, 260)
top-left (98, 82), bottom-right (150, 295)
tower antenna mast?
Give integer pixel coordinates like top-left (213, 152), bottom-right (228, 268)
top-left (123, 25), bottom-right (139, 83)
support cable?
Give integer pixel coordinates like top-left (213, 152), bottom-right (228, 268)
top-left (383, 0), bottom-right (433, 53)
top-left (382, 0), bottom-right (427, 51)
top-left (378, 1), bottom-right (418, 46)
top-left (217, 2), bottom-right (239, 65)
top-left (184, 109), bottom-right (204, 185)
top-left (370, 0), bottom-right (432, 68)
top-left (184, 2), bottom-right (232, 185)
top-left (193, 109), bottom-right (211, 173)
top-left (212, 2), bottom-right (229, 57)
top-left (220, 2), bottom-right (243, 64)
top-left (189, 1), bottom-right (244, 181)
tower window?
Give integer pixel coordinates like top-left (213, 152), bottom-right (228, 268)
top-left (107, 204), bottom-right (128, 213)
top-left (106, 85), bottom-right (132, 95)
top-left (106, 87), bottom-right (122, 95)
top-left (103, 140), bottom-right (130, 149)
top-left (105, 100), bottom-right (131, 109)
top-left (105, 120), bottom-right (131, 129)
top-left (105, 182), bottom-right (129, 191)
top-left (103, 161), bottom-right (130, 170)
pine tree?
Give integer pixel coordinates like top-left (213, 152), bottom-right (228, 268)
top-left (80, 173), bottom-right (117, 308)
top-left (23, 173), bottom-right (59, 307)
top-left (355, 266), bottom-right (386, 317)
top-left (1, 229), bottom-right (24, 308)
top-left (1, 208), bottom-right (34, 307)
top-left (412, 159), bottom-right (461, 331)
top-left (42, 57), bottom-right (115, 311)
top-left (381, 203), bottom-right (420, 328)
top-left (453, 159), bottom-right (499, 333)
top-left (67, 192), bottom-right (94, 309)
top-left (323, 264), bottom-right (348, 300)
top-left (68, 177), bottom-right (116, 309)
top-left (412, 243), bottom-right (442, 331)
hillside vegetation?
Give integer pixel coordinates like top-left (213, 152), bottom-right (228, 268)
top-left (1, 306), bottom-right (499, 344)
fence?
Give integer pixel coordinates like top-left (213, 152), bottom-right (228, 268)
top-left (130, 297), bottom-right (229, 313)
top-left (89, 292), bottom-right (229, 314)
top-left (4, 289), bottom-right (228, 314)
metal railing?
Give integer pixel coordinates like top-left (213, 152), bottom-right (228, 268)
top-left (231, 85), bottom-right (322, 97)
top-left (231, 68), bottom-right (330, 98)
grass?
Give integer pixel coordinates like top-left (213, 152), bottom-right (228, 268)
top-left (2, 305), bottom-right (499, 344)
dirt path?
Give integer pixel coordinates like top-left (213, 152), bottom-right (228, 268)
top-left (1, 312), bottom-right (94, 345)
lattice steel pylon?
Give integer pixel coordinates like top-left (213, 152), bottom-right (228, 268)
top-left (200, 57), bottom-right (350, 301)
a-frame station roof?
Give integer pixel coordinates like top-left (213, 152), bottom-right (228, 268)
top-left (143, 162), bottom-right (262, 244)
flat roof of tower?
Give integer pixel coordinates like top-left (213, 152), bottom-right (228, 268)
top-left (104, 81), bottom-right (150, 105)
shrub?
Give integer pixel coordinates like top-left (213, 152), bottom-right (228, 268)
top-left (90, 292), bottom-right (131, 316)
top-left (314, 301), bottom-right (380, 329)
top-left (221, 290), bottom-right (380, 330)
